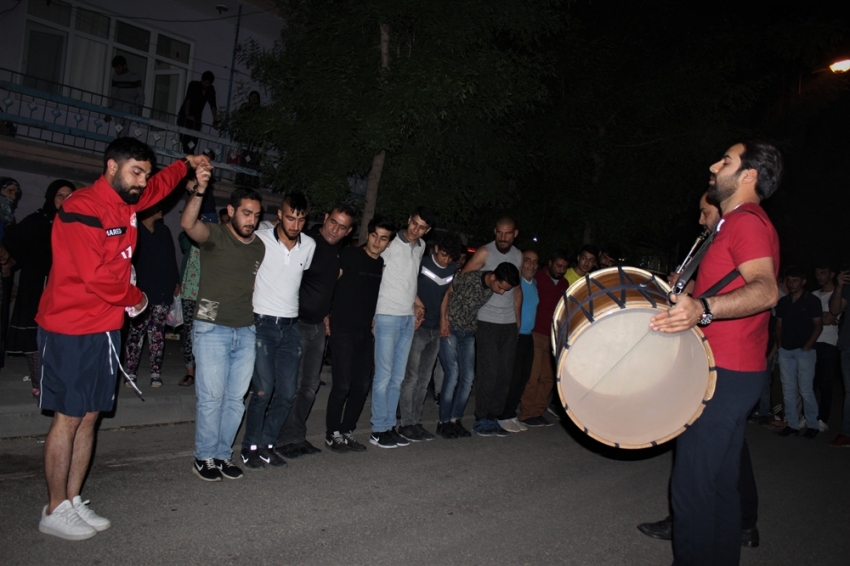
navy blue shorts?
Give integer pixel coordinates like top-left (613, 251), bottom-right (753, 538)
top-left (37, 327), bottom-right (121, 417)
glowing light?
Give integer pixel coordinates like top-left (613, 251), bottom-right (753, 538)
top-left (829, 59), bottom-right (850, 73)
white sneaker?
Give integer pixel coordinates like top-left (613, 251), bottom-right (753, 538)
top-left (819, 420), bottom-right (829, 432)
top-left (72, 496), bottom-right (111, 531)
top-left (497, 418), bottom-right (521, 433)
top-left (39, 500), bottom-right (97, 540)
top-left (798, 417), bottom-right (807, 429)
top-left (511, 417), bottom-right (528, 432)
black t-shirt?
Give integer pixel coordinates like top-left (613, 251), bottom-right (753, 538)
top-left (330, 246), bottom-right (384, 331)
top-left (134, 220), bottom-right (179, 306)
top-left (417, 254), bottom-right (457, 330)
top-left (298, 225), bottom-right (341, 324)
top-left (775, 291), bottom-right (823, 350)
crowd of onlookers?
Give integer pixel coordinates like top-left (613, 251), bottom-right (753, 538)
top-left (2, 169), bottom-right (847, 485)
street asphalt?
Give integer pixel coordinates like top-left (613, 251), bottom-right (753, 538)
top-left (1, 347), bottom-right (848, 565)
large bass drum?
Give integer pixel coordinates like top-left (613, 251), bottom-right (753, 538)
top-left (551, 266), bottom-right (716, 449)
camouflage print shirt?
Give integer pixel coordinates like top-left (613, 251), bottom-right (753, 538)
top-left (447, 271), bottom-right (494, 333)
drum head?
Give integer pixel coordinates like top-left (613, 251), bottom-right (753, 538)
top-left (556, 307), bottom-right (716, 448)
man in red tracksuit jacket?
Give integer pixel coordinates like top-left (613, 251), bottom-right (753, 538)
top-left (34, 138), bottom-right (210, 541)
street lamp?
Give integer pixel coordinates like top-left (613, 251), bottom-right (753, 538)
top-left (798, 58), bottom-right (850, 94)
top-left (829, 59), bottom-right (850, 74)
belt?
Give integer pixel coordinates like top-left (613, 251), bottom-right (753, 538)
top-left (255, 314), bottom-right (299, 325)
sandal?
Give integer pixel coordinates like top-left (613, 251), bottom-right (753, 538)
top-left (178, 375), bottom-right (195, 387)
top-left (150, 377), bottom-right (163, 388)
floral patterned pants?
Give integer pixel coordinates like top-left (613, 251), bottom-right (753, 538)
top-left (124, 302), bottom-right (170, 376)
top-left (181, 299), bottom-right (196, 369)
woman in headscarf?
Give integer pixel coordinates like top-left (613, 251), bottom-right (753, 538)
top-left (1, 179), bottom-right (76, 396)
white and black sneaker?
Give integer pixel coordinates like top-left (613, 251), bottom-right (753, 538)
top-left (259, 445), bottom-right (288, 468)
top-left (193, 458), bottom-right (222, 482)
top-left (240, 446), bottom-right (265, 471)
top-left (214, 458), bottom-right (244, 480)
top-left (326, 431), bottom-right (350, 453)
top-left (343, 432), bottom-right (367, 452)
top-left (369, 431), bottom-right (398, 449)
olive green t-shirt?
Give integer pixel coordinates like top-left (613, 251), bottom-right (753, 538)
top-left (194, 223), bottom-right (265, 328)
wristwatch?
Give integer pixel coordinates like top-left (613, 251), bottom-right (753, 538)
top-left (698, 297), bottom-right (713, 327)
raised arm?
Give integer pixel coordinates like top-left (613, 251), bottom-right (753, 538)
top-left (180, 165), bottom-right (213, 244)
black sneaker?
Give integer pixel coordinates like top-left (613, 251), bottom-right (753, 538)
top-left (390, 428), bottom-right (411, 447)
top-left (343, 432), bottom-right (367, 452)
top-left (776, 426), bottom-right (800, 437)
top-left (299, 440), bottom-right (323, 456)
top-left (240, 446), bottom-right (265, 471)
top-left (259, 446), bottom-right (288, 467)
top-left (437, 422), bottom-right (458, 439)
top-left (214, 458), bottom-right (244, 480)
top-left (493, 422), bottom-right (510, 437)
top-left (193, 458), bottom-right (222, 482)
top-left (398, 425), bottom-right (425, 443)
top-left (414, 424), bottom-right (436, 441)
top-left (275, 443), bottom-right (303, 460)
top-left (369, 431), bottom-right (397, 449)
top-left (326, 431), bottom-right (350, 453)
top-left (453, 420), bottom-right (472, 437)
top-left (521, 415), bottom-right (551, 428)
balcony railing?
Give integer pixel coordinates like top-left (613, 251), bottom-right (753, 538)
top-left (0, 67), bottom-right (265, 186)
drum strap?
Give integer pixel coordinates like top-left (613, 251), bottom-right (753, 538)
top-left (697, 269), bottom-right (740, 299)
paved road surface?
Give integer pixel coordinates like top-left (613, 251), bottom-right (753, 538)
top-left (2, 398), bottom-right (847, 565)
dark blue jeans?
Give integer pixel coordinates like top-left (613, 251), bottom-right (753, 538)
top-left (439, 329), bottom-right (476, 423)
top-left (276, 320), bottom-right (326, 446)
top-left (671, 367), bottom-right (767, 566)
top-left (242, 315), bottom-right (301, 449)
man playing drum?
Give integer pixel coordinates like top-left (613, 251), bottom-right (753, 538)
top-left (638, 191), bottom-right (761, 549)
top-left (650, 141), bottom-right (781, 566)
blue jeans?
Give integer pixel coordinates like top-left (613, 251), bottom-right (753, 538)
top-left (757, 355), bottom-right (775, 416)
top-left (439, 330), bottom-right (476, 422)
top-left (778, 347), bottom-right (818, 429)
top-left (371, 314), bottom-right (415, 432)
top-left (841, 349), bottom-right (850, 434)
top-left (192, 321), bottom-right (256, 461)
top-left (242, 315), bottom-right (301, 450)
top-left (276, 320), bottom-right (325, 447)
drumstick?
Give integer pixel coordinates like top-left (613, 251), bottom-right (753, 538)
top-left (578, 328), bottom-right (653, 403)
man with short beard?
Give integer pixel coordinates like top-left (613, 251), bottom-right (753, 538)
top-left (650, 141), bottom-right (781, 565)
top-left (35, 138), bottom-right (208, 539)
top-left (518, 249), bottom-right (570, 427)
top-left (462, 216), bottom-right (523, 436)
top-left (240, 193), bottom-right (315, 470)
top-left (182, 185), bottom-right (266, 482)
top-left (275, 203), bottom-right (355, 459)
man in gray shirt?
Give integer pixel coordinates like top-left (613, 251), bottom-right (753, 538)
top-left (461, 216), bottom-right (523, 436)
top-left (370, 206), bottom-right (436, 449)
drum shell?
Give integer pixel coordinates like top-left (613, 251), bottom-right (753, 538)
top-left (551, 267), bottom-right (716, 449)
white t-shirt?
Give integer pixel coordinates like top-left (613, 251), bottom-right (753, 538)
top-left (813, 289), bottom-right (838, 346)
top-left (252, 228), bottom-right (315, 318)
